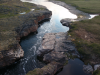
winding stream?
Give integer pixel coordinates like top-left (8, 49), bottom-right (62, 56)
top-left (0, 0), bottom-right (92, 75)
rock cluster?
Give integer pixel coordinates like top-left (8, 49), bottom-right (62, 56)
top-left (83, 64), bottom-right (93, 74)
top-left (27, 32), bottom-right (79, 75)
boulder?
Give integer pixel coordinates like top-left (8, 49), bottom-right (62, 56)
top-left (83, 64), bottom-right (93, 74)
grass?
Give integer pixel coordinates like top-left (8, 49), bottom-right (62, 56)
top-left (56, 0), bottom-right (100, 74)
top-left (93, 69), bottom-right (100, 75)
top-left (0, 0), bottom-right (35, 18)
top-left (0, 0), bottom-right (49, 51)
top-left (26, 68), bottom-right (43, 75)
top-left (56, 0), bottom-right (100, 14)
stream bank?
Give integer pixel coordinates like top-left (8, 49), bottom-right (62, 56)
top-left (0, 3), bottom-right (52, 69)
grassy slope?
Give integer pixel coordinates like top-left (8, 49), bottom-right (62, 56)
top-left (0, 0), bottom-right (47, 51)
top-left (0, 0), bottom-right (35, 18)
top-left (57, 0), bottom-right (100, 75)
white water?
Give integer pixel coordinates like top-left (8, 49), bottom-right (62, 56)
top-left (89, 14), bottom-right (99, 19)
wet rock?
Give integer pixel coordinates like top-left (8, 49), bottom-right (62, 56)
top-left (83, 64), bottom-right (93, 74)
top-left (43, 51), bottom-right (67, 64)
top-left (37, 32), bottom-right (79, 58)
top-left (60, 18), bottom-right (72, 28)
top-left (0, 44), bottom-right (24, 68)
top-left (36, 32), bottom-right (80, 75)
top-left (94, 64), bottom-right (100, 71)
top-left (37, 33), bottom-right (55, 56)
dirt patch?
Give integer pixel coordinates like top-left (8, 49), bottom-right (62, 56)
top-left (75, 28), bottom-right (99, 43)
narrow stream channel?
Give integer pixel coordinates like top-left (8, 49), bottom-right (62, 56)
top-left (0, 0), bottom-right (92, 75)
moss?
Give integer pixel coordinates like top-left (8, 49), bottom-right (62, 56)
top-left (26, 68), bottom-right (43, 75)
top-left (93, 70), bottom-right (100, 75)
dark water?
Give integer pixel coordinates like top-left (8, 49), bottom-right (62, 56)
top-left (57, 59), bottom-right (91, 75)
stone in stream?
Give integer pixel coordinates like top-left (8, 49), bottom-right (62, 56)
top-left (37, 33), bottom-right (56, 57)
top-left (35, 32), bottom-right (80, 75)
top-left (60, 18), bottom-right (72, 28)
top-left (83, 64), bottom-right (93, 74)
top-left (37, 32), bottom-right (79, 60)
top-left (43, 51), bottom-right (67, 64)
top-left (94, 64), bottom-right (100, 71)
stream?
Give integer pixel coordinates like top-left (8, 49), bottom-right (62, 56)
top-left (0, 0), bottom-right (92, 75)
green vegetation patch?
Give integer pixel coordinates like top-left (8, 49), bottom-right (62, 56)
top-left (26, 68), bottom-right (43, 75)
top-left (56, 0), bottom-right (100, 14)
top-left (0, 0), bottom-right (49, 51)
top-left (93, 69), bottom-right (100, 75)
top-left (0, 0), bottom-right (35, 18)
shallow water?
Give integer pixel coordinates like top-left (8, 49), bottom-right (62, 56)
top-left (57, 59), bottom-right (91, 75)
top-left (0, 0), bottom-right (91, 75)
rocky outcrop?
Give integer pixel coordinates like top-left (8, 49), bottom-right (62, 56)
top-left (0, 44), bottom-right (24, 68)
top-left (31, 32), bottom-right (80, 75)
top-left (0, 9), bottom-right (52, 68)
top-left (83, 64), bottom-right (93, 74)
top-left (37, 32), bottom-right (79, 59)
top-left (15, 10), bottom-right (52, 41)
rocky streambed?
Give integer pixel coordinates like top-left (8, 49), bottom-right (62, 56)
top-left (26, 32), bottom-right (80, 75)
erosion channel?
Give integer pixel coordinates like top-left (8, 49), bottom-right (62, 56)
top-left (0, 0), bottom-right (93, 75)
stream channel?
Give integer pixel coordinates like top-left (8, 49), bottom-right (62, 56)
top-left (0, 0), bottom-right (91, 75)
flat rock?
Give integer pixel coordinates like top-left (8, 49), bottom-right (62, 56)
top-left (83, 64), bottom-right (93, 74)
top-left (43, 51), bottom-right (67, 63)
top-left (37, 32), bottom-right (79, 62)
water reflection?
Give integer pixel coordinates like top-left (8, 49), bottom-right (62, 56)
top-left (57, 59), bottom-right (91, 75)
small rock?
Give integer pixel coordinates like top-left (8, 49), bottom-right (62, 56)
top-left (43, 51), bottom-right (67, 64)
top-left (94, 64), bottom-right (100, 71)
top-left (83, 64), bottom-right (93, 74)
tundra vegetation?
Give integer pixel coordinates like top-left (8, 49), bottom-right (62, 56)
top-left (57, 0), bottom-right (100, 75)
top-left (0, 0), bottom-right (46, 51)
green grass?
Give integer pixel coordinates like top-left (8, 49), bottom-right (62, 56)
top-left (26, 68), bottom-right (43, 75)
top-left (56, 0), bottom-right (100, 14)
top-left (0, 0), bottom-right (35, 18)
top-left (93, 69), bottom-right (100, 75)
top-left (0, 0), bottom-right (49, 51)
